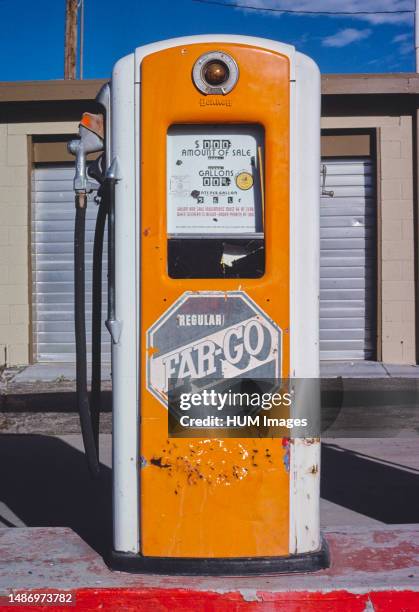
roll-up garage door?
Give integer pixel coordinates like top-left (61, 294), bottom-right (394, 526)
top-left (31, 165), bottom-right (110, 363)
top-left (320, 158), bottom-right (376, 361)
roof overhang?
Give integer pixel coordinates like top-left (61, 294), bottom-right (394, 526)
top-left (1, 73), bottom-right (419, 103)
top-left (322, 73), bottom-right (419, 96)
top-left (0, 79), bottom-right (107, 103)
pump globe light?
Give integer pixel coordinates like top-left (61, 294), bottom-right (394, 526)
top-left (203, 60), bottom-right (230, 86)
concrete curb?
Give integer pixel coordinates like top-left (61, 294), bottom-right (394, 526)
top-left (0, 526), bottom-right (417, 610)
top-left (0, 376), bottom-right (112, 434)
top-left (1, 587), bottom-right (415, 610)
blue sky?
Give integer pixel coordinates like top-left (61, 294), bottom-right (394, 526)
top-left (0, 0), bottom-right (415, 81)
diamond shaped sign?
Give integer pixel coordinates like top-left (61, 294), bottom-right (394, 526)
top-left (146, 291), bottom-right (282, 408)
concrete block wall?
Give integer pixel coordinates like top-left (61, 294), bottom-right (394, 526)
top-left (322, 115), bottom-right (416, 364)
top-left (0, 122), bottom-right (77, 366)
top-left (381, 116), bottom-right (415, 363)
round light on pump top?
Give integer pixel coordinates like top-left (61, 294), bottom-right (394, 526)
top-left (192, 51), bottom-right (239, 95)
top-left (203, 60), bottom-right (230, 86)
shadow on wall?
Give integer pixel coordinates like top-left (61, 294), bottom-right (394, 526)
top-left (321, 443), bottom-right (419, 524)
top-left (0, 435), bottom-right (112, 557)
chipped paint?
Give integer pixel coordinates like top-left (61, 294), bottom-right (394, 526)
top-left (289, 438), bottom-right (321, 554)
top-left (147, 439), bottom-right (282, 489)
top-left (363, 597), bottom-right (375, 611)
top-left (146, 346), bottom-right (159, 357)
top-left (15, 588), bottom-right (419, 611)
top-left (150, 457), bottom-right (171, 468)
top-left (282, 438), bottom-right (290, 472)
top-left (303, 437), bottom-right (320, 445)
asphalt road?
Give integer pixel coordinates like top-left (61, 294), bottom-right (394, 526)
top-left (0, 434), bottom-right (418, 557)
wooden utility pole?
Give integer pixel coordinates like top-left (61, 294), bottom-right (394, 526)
top-left (64, 0), bottom-right (78, 79)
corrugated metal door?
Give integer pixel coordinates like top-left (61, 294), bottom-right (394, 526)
top-left (320, 158), bottom-right (376, 361)
top-left (31, 165), bottom-right (110, 362)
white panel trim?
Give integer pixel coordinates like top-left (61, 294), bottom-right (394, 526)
top-left (111, 52), bottom-right (140, 553)
top-left (289, 51), bottom-right (321, 554)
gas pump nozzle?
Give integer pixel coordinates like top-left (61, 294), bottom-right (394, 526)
top-left (68, 114), bottom-right (105, 195)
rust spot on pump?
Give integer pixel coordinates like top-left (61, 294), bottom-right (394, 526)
top-left (304, 438), bottom-right (320, 446)
top-left (147, 440), bottom-right (279, 487)
top-left (282, 438), bottom-right (290, 472)
top-left (150, 456), bottom-right (171, 468)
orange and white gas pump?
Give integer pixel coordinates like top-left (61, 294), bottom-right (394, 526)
top-left (69, 35), bottom-right (327, 574)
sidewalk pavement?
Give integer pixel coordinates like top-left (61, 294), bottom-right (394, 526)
top-left (321, 360), bottom-right (419, 378)
top-left (0, 364), bottom-right (112, 434)
top-left (2, 361), bottom-right (419, 436)
top-left (1, 363), bottom-right (112, 386)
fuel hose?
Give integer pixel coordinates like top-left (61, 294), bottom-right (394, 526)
top-left (91, 187), bottom-right (109, 452)
top-left (74, 191), bottom-right (104, 478)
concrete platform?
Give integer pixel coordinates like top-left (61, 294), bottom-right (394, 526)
top-left (0, 525), bottom-right (417, 609)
